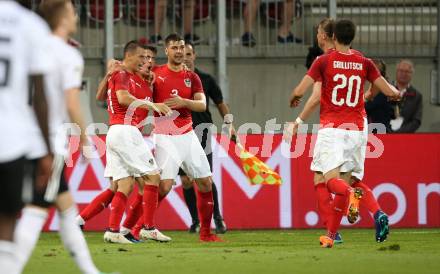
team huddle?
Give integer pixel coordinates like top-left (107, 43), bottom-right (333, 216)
top-left (0, 0), bottom-right (401, 273)
top-left (76, 35), bottom-right (223, 244)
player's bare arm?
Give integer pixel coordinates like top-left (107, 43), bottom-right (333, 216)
top-left (283, 82), bottom-right (322, 143)
top-left (373, 76), bottom-right (401, 100)
top-left (164, 92), bottom-right (206, 112)
top-left (31, 74), bottom-right (53, 190)
top-left (299, 82), bottom-right (322, 121)
top-left (116, 89), bottom-right (172, 115)
top-left (289, 75), bottom-right (315, 107)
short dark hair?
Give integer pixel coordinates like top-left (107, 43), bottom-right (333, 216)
top-left (164, 33), bottom-right (184, 46)
top-left (143, 45), bottom-right (157, 55)
top-left (185, 41), bottom-right (195, 53)
top-left (334, 19), bottom-right (356, 45)
top-left (318, 18), bottom-right (335, 38)
top-left (123, 40), bottom-right (142, 56)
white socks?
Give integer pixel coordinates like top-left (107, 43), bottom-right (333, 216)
top-left (14, 207), bottom-right (48, 273)
top-left (59, 206), bottom-right (100, 274)
top-left (0, 240), bottom-right (20, 274)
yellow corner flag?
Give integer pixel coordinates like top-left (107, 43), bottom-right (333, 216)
top-left (239, 146), bottom-right (282, 186)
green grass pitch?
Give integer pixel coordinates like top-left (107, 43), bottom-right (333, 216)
top-left (24, 229), bottom-right (440, 274)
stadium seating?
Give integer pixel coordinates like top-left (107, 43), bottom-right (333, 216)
top-left (129, 0), bottom-right (156, 23)
top-left (87, 0), bottom-right (123, 22)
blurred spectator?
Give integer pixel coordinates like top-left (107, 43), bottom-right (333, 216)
top-left (365, 59), bottom-right (394, 133)
top-left (242, 0), bottom-right (302, 47)
top-left (150, 0), bottom-right (201, 45)
top-left (390, 59), bottom-right (423, 133)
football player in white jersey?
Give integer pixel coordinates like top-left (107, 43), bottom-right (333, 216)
top-left (12, 1), bottom-right (111, 274)
top-left (0, 1), bottom-right (53, 273)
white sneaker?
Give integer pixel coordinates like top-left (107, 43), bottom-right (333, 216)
top-left (139, 228), bottom-right (172, 242)
top-left (103, 231), bottom-right (133, 244)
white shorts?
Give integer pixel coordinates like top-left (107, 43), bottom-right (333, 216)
top-left (311, 127), bottom-right (365, 176)
top-left (104, 125), bottom-right (159, 181)
top-left (154, 130), bottom-right (212, 180)
top-left (351, 118), bottom-right (368, 180)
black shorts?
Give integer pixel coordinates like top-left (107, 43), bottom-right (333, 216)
top-left (0, 156), bottom-right (27, 216)
top-left (30, 155), bottom-right (69, 208)
top-left (178, 127), bottom-right (213, 176)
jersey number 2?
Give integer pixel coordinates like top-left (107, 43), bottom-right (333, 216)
top-left (331, 74), bottom-right (361, 107)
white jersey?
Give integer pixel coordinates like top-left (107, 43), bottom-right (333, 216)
top-left (28, 34), bottom-right (84, 159)
top-left (0, 1), bottom-right (52, 163)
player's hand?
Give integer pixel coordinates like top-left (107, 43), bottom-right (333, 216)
top-left (289, 94), bottom-right (303, 108)
top-left (35, 153), bottom-right (54, 191)
top-left (282, 122), bottom-right (299, 143)
top-left (164, 95), bottom-right (188, 109)
top-left (107, 59), bottom-right (123, 74)
top-left (389, 91), bottom-right (402, 102)
top-left (152, 103), bottom-right (172, 116)
top-left (364, 89), bottom-right (373, 101)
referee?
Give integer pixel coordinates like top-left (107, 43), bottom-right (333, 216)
top-left (179, 42), bottom-right (235, 234)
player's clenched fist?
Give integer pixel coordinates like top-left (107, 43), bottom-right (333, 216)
top-left (289, 94), bottom-right (303, 107)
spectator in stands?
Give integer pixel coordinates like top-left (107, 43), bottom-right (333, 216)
top-left (150, 0), bottom-right (201, 45)
top-left (365, 59), bottom-right (394, 133)
top-left (242, 0), bottom-right (302, 47)
top-left (390, 59), bottom-right (423, 133)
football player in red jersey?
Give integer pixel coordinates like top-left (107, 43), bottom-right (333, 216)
top-left (290, 19), bottom-right (400, 248)
top-left (147, 33), bottom-right (222, 242)
top-left (285, 18), bottom-right (392, 244)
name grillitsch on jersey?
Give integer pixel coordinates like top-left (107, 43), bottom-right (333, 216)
top-left (333, 61), bottom-right (363, 70)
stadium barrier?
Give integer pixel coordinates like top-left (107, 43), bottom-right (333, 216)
top-left (42, 133), bottom-right (439, 231)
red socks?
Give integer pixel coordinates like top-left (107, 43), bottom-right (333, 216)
top-left (80, 189), bottom-right (114, 221)
top-left (327, 194), bottom-right (348, 238)
top-left (132, 191), bottom-right (165, 237)
top-left (327, 178), bottom-right (351, 195)
top-left (109, 191), bottom-right (128, 232)
top-left (196, 190), bottom-right (214, 236)
top-left (352, 181), bottom-right (380, 214)
top-left (142, 185), bottom-right (159, 229)
top-left (314, 183), bottom-right (334, 227)
top-left (121, 193), bottom-right (143, 230)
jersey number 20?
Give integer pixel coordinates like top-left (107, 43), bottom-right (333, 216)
top-left (332, 74), bottom-right (361, 107)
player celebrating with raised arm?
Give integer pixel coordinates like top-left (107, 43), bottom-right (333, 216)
top-left (286, 18), bottom-right (392, 244)
top-left (148, 33), bottom-right (222, 242)
top-left (290, 19), bottom-right (400, 248)
top-left (102, 40), bottom-right (171, 244)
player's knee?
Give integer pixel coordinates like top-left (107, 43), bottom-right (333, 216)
top-left (195, 177), bottom-right (212, 192)
top-left (181, 176), bottom-right (193, 189)
top-left (117, 179), bottom-right (134, 196)
top-left (109, 180), bottom-right (117, 192)
top-left (159, 180), bottom-right (173, 197)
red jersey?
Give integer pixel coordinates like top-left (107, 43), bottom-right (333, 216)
top-left (320, 49), bottom-right (368, 120)
top-left (307, 50), bottom-right (381, 130)
top-left (106, 70), bottom-right (149, 126)
top-left (152, 65), bottom-right (204, 135)
top-left (131, 73), bottom-right (153, 130)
